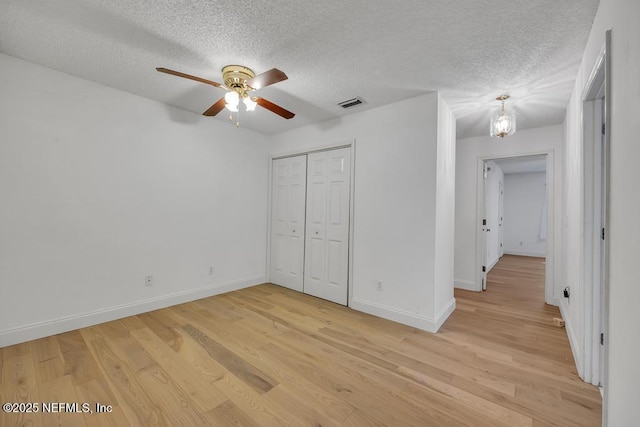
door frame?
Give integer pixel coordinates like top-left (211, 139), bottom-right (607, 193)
top-left (475, 151), bottom-right (555, 304)
top-left (266, 139), bottom-right (356, 306)
top-left (580, 31), bottom-right (610, 393)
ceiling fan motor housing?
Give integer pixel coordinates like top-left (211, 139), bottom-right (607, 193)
top-left (222, 65), bottom-right (256, 93)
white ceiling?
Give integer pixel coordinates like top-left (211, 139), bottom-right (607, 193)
top-left (0, 0), bottom-right (599, 138)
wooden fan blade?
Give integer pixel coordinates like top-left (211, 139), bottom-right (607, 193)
top-left (246, 68), bottom-right (288, 90)
top-left (156, 67), bottom-right (223, 87)
top-left (203, 97), bottom-right (227, 116)
top-left (255, 97), bottom-right (295, 119)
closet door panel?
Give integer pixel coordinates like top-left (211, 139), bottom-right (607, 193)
top-left (269, 155), bottom-right (307, 291)
top-left (304, 147), bottom-right (351, 305)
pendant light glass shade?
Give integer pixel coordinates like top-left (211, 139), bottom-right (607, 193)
top-left (490, 95), bottom-right (516, 138)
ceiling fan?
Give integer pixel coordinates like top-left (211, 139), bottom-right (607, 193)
top-left (156, 65), bottom-right (295, 122)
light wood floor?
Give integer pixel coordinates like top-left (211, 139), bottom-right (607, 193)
top-left (1, 255), bottom-right (601, 426)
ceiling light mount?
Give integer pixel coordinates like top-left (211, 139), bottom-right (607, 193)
top-left (220, 65), bottom-right (259, 121)
top-left (490, 94), bottom-right (516, 138)
top-left (222, 65), bottom-right (256, 91)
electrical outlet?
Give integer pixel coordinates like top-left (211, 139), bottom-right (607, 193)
top-left (209, 266), bottom-right (214, 275)
top-left (377, 281), bottom-right (383, 291)
top-left (145, 275), bottom-right (153, 287)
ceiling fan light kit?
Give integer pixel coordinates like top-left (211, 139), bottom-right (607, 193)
top-left (490, 95), bottom-right (516, 138)
top-left (156, 64), bottom-right (295, 127)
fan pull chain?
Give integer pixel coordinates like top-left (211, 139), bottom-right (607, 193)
top-left (228, 111), bottom-right (240, 128)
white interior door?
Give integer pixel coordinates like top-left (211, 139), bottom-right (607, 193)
top-left (269, 155), bottom-right (307, 292)
top-left (598, 96), bottom-right (607, 386)
top-left (481, 161), bottom-right (488, 290)
top-left (304, 147), bottom-right (351, 305)
top-left (499, 179), bottom-right (504, 258)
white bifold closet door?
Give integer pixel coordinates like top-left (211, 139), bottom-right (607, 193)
top-left (269, 155), bottom-right (307, 292)
top-left (303, 147), bottom-right (351, 305)
top-left (269, 147), bottom-right (351, 305)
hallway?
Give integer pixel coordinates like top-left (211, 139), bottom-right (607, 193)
top-left (443, 255), bottom-right (601, 425)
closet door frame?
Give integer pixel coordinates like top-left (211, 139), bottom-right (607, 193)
top-left (266, 139), bottom-right (356, 306)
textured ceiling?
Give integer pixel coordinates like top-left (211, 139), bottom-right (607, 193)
top-left (0, 0), bottom-right (599, 138)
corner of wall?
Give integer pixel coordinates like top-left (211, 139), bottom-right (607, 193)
top-left (454, 279), bottom-right (478, 292)
top-left (350, 296), bottom-right (455, 333)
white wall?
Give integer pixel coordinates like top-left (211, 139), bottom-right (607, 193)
top-left (503, 172), bottom-right (547, 257)
top-left (0, 54), bottom-right (270, 346)
top-left (434, 96), bottom-right (457, 320)
top-left (455, 125), bottom-right (563, 299)
top-left (562, 0), bottom-right (640, 423)
top-left (432, 96), bottom-right (456, 320)
top-left (270, 93), bottom-right (456, 332)
top-left (484, 161), bottom-right (504, 270)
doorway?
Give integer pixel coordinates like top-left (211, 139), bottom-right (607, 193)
top-left (268, 145), bottom-right (353, 306)
top-left (477, 153), bottom-right (554, 302)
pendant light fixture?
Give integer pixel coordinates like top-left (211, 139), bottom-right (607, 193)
top-left (490, 95), bottom-right (516, 138)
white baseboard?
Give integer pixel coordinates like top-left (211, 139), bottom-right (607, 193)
top-left (433, 298), bottom-right (457, 331)
top-left (349, 297), bottom-right (456, 333)
top-left (559, 298), bottom-right (583, 379)
top-left (503, 249), bottom-right (546, 257)
top-left (454, 279), bottom-right (478, 291)
top-left (487, 256), bottom-right (499, 272)
top-left (546, 296), bottom-right (560, 307)
top-left (0, 275), bottom-right (266, 348)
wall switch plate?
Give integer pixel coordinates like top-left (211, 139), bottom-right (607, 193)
top-left (145, 275), bottom-right (153, 287)
top-left (377, 281), bottom-right (383, 291)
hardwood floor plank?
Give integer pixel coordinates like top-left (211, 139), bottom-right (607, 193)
top-left (181, 323), bottom-right (278, 394)
top-left (38, 376), bottom-right (87, 427)
top-left (1, 354), bottom-right (43, 427)
top-left (129, 327), bottom-right (227, 411)
top-left (212, 372), bottom-right (295, 427)
top-left (34, 356), bottom-right (66, 384)
top-left (171, 328), bottom-right (227, 382)
top-left (2, 342), bottom-right (30, 359)
top-left (81, 334), bottom-right (170, 426)
top-left (30, 336), bottom-right (60, 363)
top-left (57, 330), bottom-right (102, 386)
top-left (262, 384), bottom-right (340, 427)
top-left (340, 408), bottom-right (387, 427)
top-left (206, 400), bottom-right (261, 427)
top-left (194, 297), bottom-right (246, 322)
top-left (138, 311), bottom-right (184, 351)
top-left (74, 378), bottom-right (120, 422)
top-left (132, 364), bottom-right (216, 426)
top-left (119, 315), bottom-right (147, 332)
top-left (85, 406), bottom-right (130, 427)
